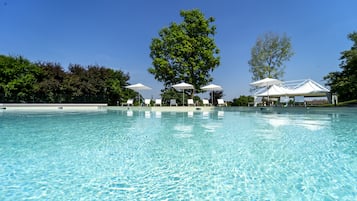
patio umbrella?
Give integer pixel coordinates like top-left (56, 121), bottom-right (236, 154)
top-left (125, 83), bottom-right (152, 105)
top-left (172, 82), bottom-right (194, 106)
top-left (250, 78), bottom-right (282, 87)
top-left (201, 83), bottom-right (223, 105)
top-left (250, 78), bottom-right (282, 102)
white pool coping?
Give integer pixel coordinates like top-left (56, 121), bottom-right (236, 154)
top-left (0, 103), bottom-right (107, 111)
top-left (107, 106), bottom-right (217, 112)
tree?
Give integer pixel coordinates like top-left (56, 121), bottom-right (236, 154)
top-left (36, 62), bottom-right (66, 103)
top-left (209, 91), bottom-right (223, 106)
top-left (148, 9), bottom-right (220, 98)
top-left (0, 54), bottom-right (132, 104)
top-left (232, 95), bottom-right (254, 106)
top-left (248, 32), bottom-right (294, 82)
top-left (0, 55), bottom-right (42, 102)
top-left (324, 32), bottom-right (357, 102)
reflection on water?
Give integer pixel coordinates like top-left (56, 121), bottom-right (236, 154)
top-left (218, 111), bottom-right (224, 118)
top-left (173, 124), bottom-right (193, 133)
top-left (155, 111), bottom-right (161, 118)
top-left (201, 122), bottom-right (222, 133)
top-left (188, 111), bottom-right (194, 117)
top-left (265, 114), bottom-right (330, 131)
top-left (145, 111), bottom-right (151, 118)
top-left (173, 124), bottom-right (194, 138)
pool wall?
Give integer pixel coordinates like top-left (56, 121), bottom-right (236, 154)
top-left (0, 103), bottom-right (107, 111)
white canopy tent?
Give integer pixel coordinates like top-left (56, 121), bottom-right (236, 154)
top-left (288, 79), bottom-right (329, 96)
top-left (255, 85), bottom-right (292, 97)
top-left (254, 79), bottom-right (329, 98)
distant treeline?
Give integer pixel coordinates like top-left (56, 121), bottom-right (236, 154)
top-left (0, 55), bottom-right (136, 105)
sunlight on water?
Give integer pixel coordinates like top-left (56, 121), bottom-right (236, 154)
top-left (0, 109), bottom-right (356, 200)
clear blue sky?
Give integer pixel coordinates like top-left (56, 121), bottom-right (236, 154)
top-left (1, 0), bottom-right (356, 100)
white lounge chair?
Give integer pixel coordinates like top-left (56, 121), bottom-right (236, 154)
top-left (217, 99), bottom-right (227, 107)
top-left (254, 97), bottom-right (263, 107)
top-left (294, 96), bottom-right (305, 107)
top-left (202, 99), bottom-right (210, 106)
top-left (155, 99), bottom-right (162, 106)
top-left (122, 99), bottom-right (133, 106)
top-left (280, 96), bottom-right (289, 107)
top-left (170, 99), bottom-right (177, 106)
top-left (187, 99), bottom-right (194, 106)
top-left (144, 99), bottom-right (151, 107)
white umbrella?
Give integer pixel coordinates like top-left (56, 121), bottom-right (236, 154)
top-left (125, 83), bottom-right (152, 105)
top-left (201, 84), bottom-right (223, 105)
top-left (250, 78), bottom-right (282, 103)
top-left (250, 78), bottom-right (282, 87)
top-left (173, 82), bottom-right (194, 106)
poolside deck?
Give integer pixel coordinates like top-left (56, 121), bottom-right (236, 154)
top-left (1, 103), bottom-right (355, 115)
top-left (0, 103), bottom-right (107, 111)
top-left (107, 106), bottom-right (216, 112)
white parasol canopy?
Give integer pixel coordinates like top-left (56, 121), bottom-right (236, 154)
top-left (250, 78), bottom-right (282, 87)
top-left (201, 83), bottom-right (223, 91)
top-left (201, 84), bottom-right (223, 105)
top-left (125, 83), bottom-right (151, 105)
top-left (125, 83), bottom-right (152, 91)
top-left (173, 82), bottom-right (194, 106)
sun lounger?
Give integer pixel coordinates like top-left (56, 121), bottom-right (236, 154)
top-left (144, 99), bottom-right (151, 106)
top-left (122, 99), bottom-right (133, 106)
top-left (280, 96), bottom-right (289, 107)
top-left (187, 99), bottom-right (195, 106)
top-left (155, 99), bottom-right (162, 106)
top-left (217, 99), bottom-right (227, 107)
top-left (253, 97), bottom-right (263, 107)
top-left (170, 99), bottom-right (177, 106)
top-left (294, 96), bottom-right (306, 107)
top-left (202, 99), bottom-right (210, 106)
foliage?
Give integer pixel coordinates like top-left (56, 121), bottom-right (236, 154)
top-left (160, 89), bottom-right (182, 105)
top-left (324, 32), bottom-right (357, 102)
top-left (0, 55), bottom-right (132, 105)
top-left (35, 62), bottom-right (66, 103)
top-left (0, 55), bottom-right (42, 102)
top-left (248, 32), bottom-right (294, 82)
top-left (232, 96), bottom-right (254, 106)
top-left (148, 9), bottom-right (220, 98)
top-left (208, 91), bottom-right (223, 106)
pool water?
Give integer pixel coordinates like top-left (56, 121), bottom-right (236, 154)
top-left (0, 109), bottom-right (356, 200)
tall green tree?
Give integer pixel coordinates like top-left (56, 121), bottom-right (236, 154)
top-left (248, 32), bottom-right (294, 82)
top-left (0, 55), bottom-right (42, 102)
top-left (148, 9), bottom-right (220, 97)
top-left (324, 32), bottom-right (357, 102)
top-left (36, 62), bottom-right (66, 103)
top-left (0, 54), bottom-right (132, 104)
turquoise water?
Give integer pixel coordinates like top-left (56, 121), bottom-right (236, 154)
top-left (0, 109), bottom-right (356, 200)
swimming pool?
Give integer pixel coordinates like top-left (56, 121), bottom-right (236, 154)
top-left (0, 108), bottom-right (356, 200)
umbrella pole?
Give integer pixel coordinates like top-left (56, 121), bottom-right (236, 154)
top-left (182, 90), bottom-right (184, 106)
top-left (267, 86), bottom-right (269, 106)
top-left (211, 91), bottom-right (213, 106)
